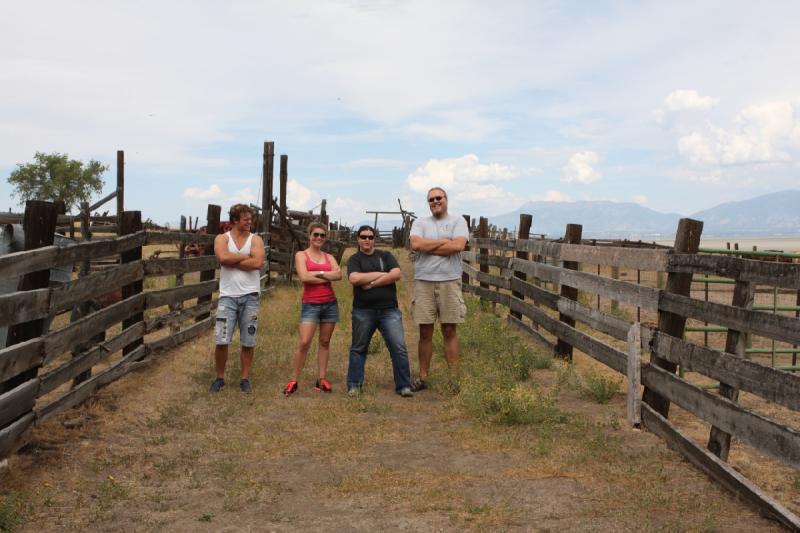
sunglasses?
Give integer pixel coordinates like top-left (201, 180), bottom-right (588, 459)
top-left (358, 235), bottom-right (375, 240)
top-left (427, 195), bottom-right (445, 203)
top-left (311, 232), bottom-right (326, 238)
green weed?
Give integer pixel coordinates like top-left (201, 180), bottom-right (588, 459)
top-left (0, 492), bottom-right (28, 532)
top-left (580, 371), bottom-right (621, 404)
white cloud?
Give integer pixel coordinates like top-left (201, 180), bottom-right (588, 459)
top-left (664, 90), bottom-right (719, 112)
top-left (632, 194), bottom-right (648, 205)
top-left (227, 187), bottom-right (257, 205)
top-left (532, 190), bottom-right (572, 202)
top-left (183, 184), bottom-right (222, 200)
top-left (561, 151), bottom-right (601, 184)
top-left (286, 180), bottom-right (319, 211)
top-left (677, 101), bottom-right (798, 166)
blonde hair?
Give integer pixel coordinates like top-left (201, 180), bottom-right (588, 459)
top-left (307, 222), bottom-right (326, 235)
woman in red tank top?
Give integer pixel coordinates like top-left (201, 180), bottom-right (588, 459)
top-left (284, 222), bottom-right (342, 395)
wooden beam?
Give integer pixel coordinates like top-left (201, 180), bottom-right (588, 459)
top-left (555, 224), bottom-right (582, 360)
top-left (667, 253), bottom-right (800, 290)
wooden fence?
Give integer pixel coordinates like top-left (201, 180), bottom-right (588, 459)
top-left (462, 214), bottom-right (800, 529)
top-left (0, 203), bottom-right (223, 463)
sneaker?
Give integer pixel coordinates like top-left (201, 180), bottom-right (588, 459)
top-left (347, 387), bottom-right (361, 397)
top-left (240, 378), bottom-right (252, 394)
top-left (410, 377), bottom-right (427, 392)
top-left (398, 387), bottom-right (414, 398)
top-left (209, 378), bottom-right (225, 393)
top-left (283, 380), bottom-right (298, 396)
top-left (314, 378), bottom-right (332, 393)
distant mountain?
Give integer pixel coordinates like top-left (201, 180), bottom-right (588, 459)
top-left (690, 190), bottom-right (800, 235)
top-left (483, 190), bottom-right (800, 238)
top-left (486, 201), bottom-right (682, 238)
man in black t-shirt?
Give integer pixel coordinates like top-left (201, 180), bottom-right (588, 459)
top-left (346, 225), bottom-right (413, 397)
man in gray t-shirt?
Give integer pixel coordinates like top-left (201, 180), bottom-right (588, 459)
top-left (408, 187), bottom-right (470, 391)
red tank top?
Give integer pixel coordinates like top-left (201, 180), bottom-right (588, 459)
top-left (302, 251), bottom-right (336, 304)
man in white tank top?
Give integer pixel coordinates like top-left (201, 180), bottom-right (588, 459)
top-left (209, 204), bottom-right (265, 393)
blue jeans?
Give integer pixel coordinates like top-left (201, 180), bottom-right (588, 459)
top-left (347, 307), bottom-right (411, 392)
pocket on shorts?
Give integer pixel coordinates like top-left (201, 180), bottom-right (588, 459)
top-left (458, 292), bottom-right (467, 320)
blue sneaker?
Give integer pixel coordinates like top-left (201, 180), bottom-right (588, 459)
top-left (209, 378), bottom-right (225, 393)
top-left (240, 379), bottom-right (252, 394)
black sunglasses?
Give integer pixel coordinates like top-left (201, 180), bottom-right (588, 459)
top-left (427, 195), bottom-right (445, 203)
top-left (358, 234), bottom-right (375, 240)
top-left (311, 232), bottom-right (326, 238)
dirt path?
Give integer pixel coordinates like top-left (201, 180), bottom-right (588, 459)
top-left (0, 251), bottom-right (783, 532)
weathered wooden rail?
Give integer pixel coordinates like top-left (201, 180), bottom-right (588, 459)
top-left (462, 215), bottom-right (800, 529)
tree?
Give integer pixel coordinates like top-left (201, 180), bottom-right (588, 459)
top-left (7, 151), bottom-right (108, 213)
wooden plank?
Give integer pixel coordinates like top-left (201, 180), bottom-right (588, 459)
top-left (641, 404), bottom-right (800, 531)
top-left (42, 294), bottom-right (146, 365)
top-left (641, 362), bottom-right (800, 469)
top-left (471, 237), bottom-right (516, 250)
top-left (0, 289), bottom-right (51, 327)
top-left (145, 301), bottom-right (215, 333)
top-left (650, 331), bottom-right (800, 412)
top-left (50, 262), bottom-right (143, 312)
top-left (471, 285), bottom-right (511, 307)
top-left (0, 231), bottom-right (146, 279)
top-left (38, 322), bottom-right (146, 396)
top-left (514, 239), bottom-right (563, 258)
top-left (509, 257), bottom-right (561, 284)
top-left (506, 314), bottom-right (555, 352)
top-left (556, 298), bottom-right (632, 341)
top-left (560, 268), bottom-right (660, 310)
top-left (36, 344), bottom-right (148, 425)
top-left (146, 279), bottom-right (218, 309)
top-left (147, 316), bottom-right (214, 355)
top-left (0, 339), bottom-right (43, 383)
top-left (509, 297), bottom-right (627, 373)
top-left (558, 243), bottom-right (669, 271)
top-left (145, 231), bottom-right (216, 246)
top-left (509, 277), bottom-right (558, 310)
top-left (462, 263), bottom-right (511, 289)
top-left (142, 255), bottom-right (218, 276)
top-left (667, 253), bottom-right (800, 290)
top-left (0, 412), bottom-right (34, 460)
top-left (0, 379), bottom-right (39, 428)
top-left (659, 292), bottom-right (800, 346)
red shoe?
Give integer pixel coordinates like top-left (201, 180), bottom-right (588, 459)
top-left (314, 378), bottom-right (332, 393)
top-left (283, 380), bottom-right (298, 395)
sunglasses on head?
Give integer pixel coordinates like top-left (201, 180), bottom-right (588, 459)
top-left (311, 232), bottom-right (326, 238)
top-left (428, 195), bottom-right (445, 203)
top-left (358, 234), bottom-right (375, 240)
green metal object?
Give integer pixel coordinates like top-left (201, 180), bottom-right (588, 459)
top-left (698, 247), bottom-right (800, 259)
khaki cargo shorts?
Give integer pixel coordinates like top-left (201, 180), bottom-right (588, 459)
top-left (411, 279), bottom-right (467, 325)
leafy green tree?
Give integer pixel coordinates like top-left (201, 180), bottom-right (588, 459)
top-left (7, 152), bottom-right (108, 212)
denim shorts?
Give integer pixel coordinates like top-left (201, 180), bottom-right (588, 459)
top-left (300, 300), bottom-right (339, 323)
top-left (215, 293), bottom-right (259, 347)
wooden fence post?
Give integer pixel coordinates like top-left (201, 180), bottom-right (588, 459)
top-left (120, 211), bottom-right (144, 357)
top-left (555, 223), bottom-right (582, 360)
top-left (461, 215), bottom-right (471, 285)
top-left (610, 265), bottom-right (620, 310)
top-left (707, 279), bottom-right (754, 460)
top-left (627, 322), bottom-right (642, 427)
top-left (279, 154), bottom-right (288, 218)
top-left (0, 200), bottom-right (59, 394)
top-left (510, 214), bottom-right (532, 321)
top-left (198, 204), bottom-right (221, 321)
top-left (478, 217), bottom-right (490, 306)
top-left (642, 217), bottom-right (703, 417)
top-left (116, 150), bottom-right (124, 235)
top-left (171, 216), bottom-right (187, 335)
top-left (261, 142), bottom-right (274, 234)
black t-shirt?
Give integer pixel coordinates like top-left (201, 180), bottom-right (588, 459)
top-left (347, 249), bottom-right (400, 309)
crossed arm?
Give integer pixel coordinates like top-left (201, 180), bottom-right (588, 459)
top-left (294, 251), bottom-right (343, 284)
top-left (349, 267), bottom-right (402, 289)
top-left (409, 235), bottom-right (467, 256)
top-left (214, 234), bottom-right (266, 271)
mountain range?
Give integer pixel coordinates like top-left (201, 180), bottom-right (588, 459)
top-left (362, 190), bottom-right (800, 238)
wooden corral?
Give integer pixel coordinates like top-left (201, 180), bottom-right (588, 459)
top-left (461, 213), bottom-right (800, 529)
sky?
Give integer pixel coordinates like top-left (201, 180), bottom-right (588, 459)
top-left (2, 1), bottom-right (800, 229)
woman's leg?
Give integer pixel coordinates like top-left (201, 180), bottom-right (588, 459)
top-left (291, 322), bottom-right (318, 380)
top-left (316, 322), bottom-right (336, 378)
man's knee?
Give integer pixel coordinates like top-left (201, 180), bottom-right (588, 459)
top-left (419, 324), bottom-right (434, 340)
top-left (441, 324), bottom-right (458, 339)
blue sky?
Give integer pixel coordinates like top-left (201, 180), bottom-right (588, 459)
top-left (2, 1), bottom-right (800, 228)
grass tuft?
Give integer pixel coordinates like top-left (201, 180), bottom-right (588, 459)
top-left (579, 370), bottom-right (621, 404)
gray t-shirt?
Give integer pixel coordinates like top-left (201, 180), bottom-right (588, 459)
top-left (410, 214), bottom-right (470, 281)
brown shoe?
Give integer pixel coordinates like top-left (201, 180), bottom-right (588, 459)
top-left (410, 377), bottom-right (427, 392)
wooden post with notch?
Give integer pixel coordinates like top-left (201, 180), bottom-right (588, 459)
top-left (170, 216), bottom-right (187, 334)
top-left (116, 150), bottom-right (124, 234)
top-left (0, 200), bottom-right (59, 394)
top-left (120, 211), bottom-right (144, 357)
top-left (707, 279), bottom-right (754, 459)
top-left (461, 215), bottom-right (471, 285)
top-left (642, 218), bottom-right (703, 417)
top-left (197, 204), bottom-right (221, 321)
top-left (262, 142), bottom-right (274, 235)
top-left (511, 214), bottom-right (532, 320)
top-left (555, 223), bottom-right (582, 360)
top-left (478, 216), bottom-right (489, 292)
top-left (279, 154), bottom-right (288, 218)
top-left (627, 322), bottom-right (642, 427)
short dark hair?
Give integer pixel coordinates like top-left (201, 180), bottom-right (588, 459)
top-left (229, 204), bottom-right (253, 222)
top-left (427, 187), bottom-right (447, 199)
top-left (357, 225), bottom-right (375, 237)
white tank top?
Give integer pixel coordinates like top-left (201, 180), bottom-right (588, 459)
top-left (219, 231), bottom-right (261, 297)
